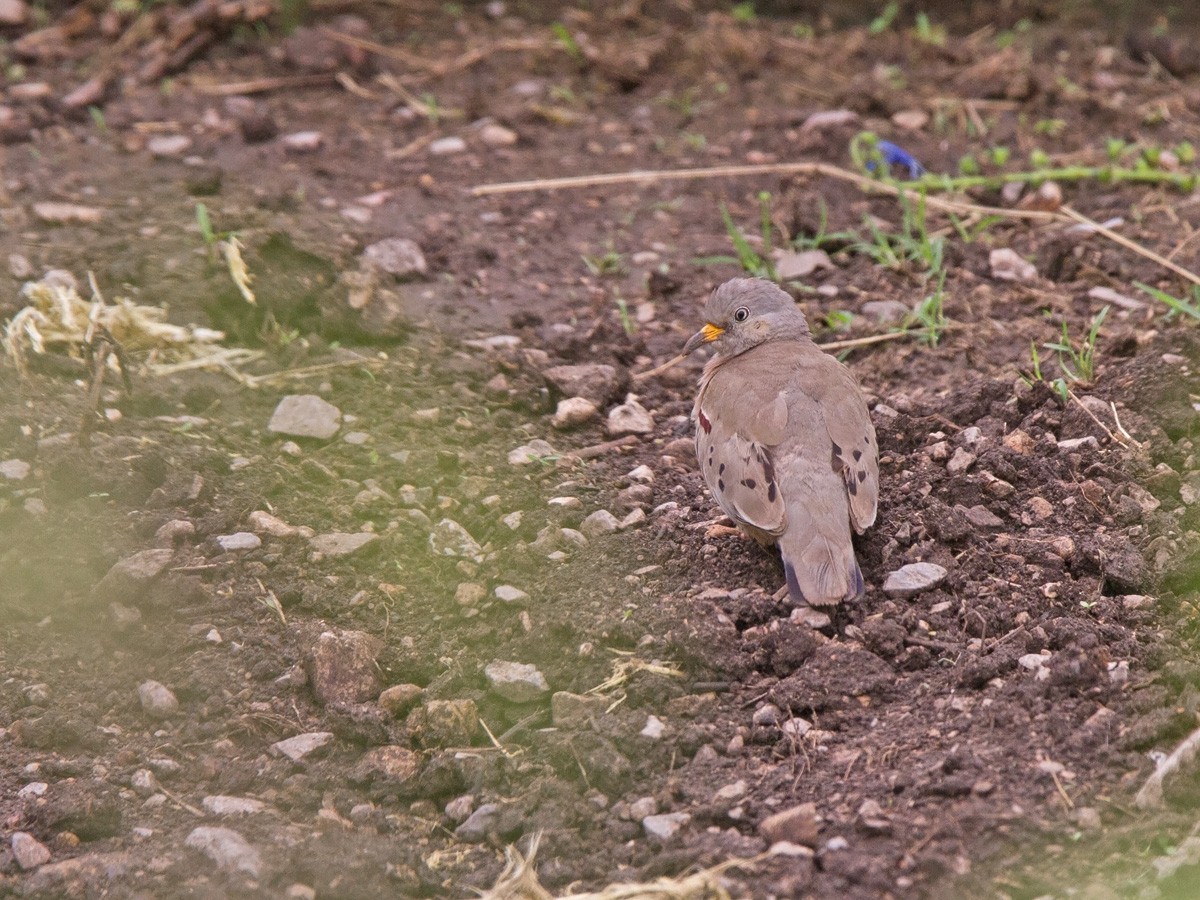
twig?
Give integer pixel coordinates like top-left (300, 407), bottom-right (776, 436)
top-left (472, 163), bottom-right (1200, 289)
top-left (321, 28), bottom-right (545, 78)
top-left (471, 160), bottom-right (1062, 224)
top-left (190, 73), bottom-right (336, 95)
top-left (1050, 768), bottom-right (1075, 810)
top-left (1065, 387), bottom-right (1140, 449)
top-left (1062, 205), bottom-right (1200, 288)
top-left (559, 434), bottom-right (639, 463)
top-left (159, 784), bottom-right (205, 818)
top-left (1136, 722), bottom-right (1200, 809)
top-left (631, 352), bottom-right (687, 382)
top-left (479, 717), bottom-right (514, 758)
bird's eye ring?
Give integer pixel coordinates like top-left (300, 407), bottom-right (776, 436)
top-left (733, 306), bottom-right (750, 322)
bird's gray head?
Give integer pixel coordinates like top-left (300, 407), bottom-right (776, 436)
top-left (682, 278), bottom-right (811, 358)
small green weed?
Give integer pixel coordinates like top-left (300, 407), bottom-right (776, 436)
top-left (694, 194), bottom-right (778, 280)
top-left (582, 244), bottom-right (625, 277)
top-left (1043, 306), bottom-right (1109, 384)
top-left (731, 2), bottom-right (756, 23)
top-left (615, 297), bottom-right (637, 335)
top-left (869, 1), bottom-right (899, 34)
top-left (792, 198), bottom-right (858, 252)
top-left (1134, 281), bottom-right (1200, 320)
top-left (552, 22), bottom-right (583, 62)
top-left (907, 270), bottom-right (948, 346)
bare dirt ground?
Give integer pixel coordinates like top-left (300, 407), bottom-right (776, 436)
top-left (4, 1), bottom-right (1200, 897)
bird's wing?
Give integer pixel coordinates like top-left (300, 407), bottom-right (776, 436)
top-left (816, 364), bottom-right (879, 533)
top-left (695, 362), bottom-right (789, 537)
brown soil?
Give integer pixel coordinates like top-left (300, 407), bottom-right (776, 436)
top-left (4, 2), bottom-right (1200, 897)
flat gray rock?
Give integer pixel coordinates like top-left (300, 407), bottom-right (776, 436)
top-left (138, 680), bottom-right (179, 718)
top-left (217, 532), bottom-right (261, 552)
top-left (882, 562), bottom-right (948, 599)
top-left (268, 395), bottom-right (341, 440)
top-left (362, 238), bottom-right (427, 279)
top-left (642, 812), bottom-right (690, 842)
top-left (185, 826), bottom-right (262, 878)
top-left (484, 660), bottom-right (549, 703)
top-left (12, 832), bottom-right (51, 870)
top-left (271, 731), bottom-right (334, 762)
top-left (542, 363), bottom-right (623, 405)
top-left (309, 532), bottom-right (378, 557)
top-left (429, 518), bottom-right (484, 562)
top-left (201, 796), bottom-right (267, 817)
top-left (93, 549), bottom-right (174, 602)
top-left (455, 802), bottom-right (500, 842)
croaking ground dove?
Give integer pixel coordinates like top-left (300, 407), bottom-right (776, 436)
top-left (682, 278), bottom-right (878, 606)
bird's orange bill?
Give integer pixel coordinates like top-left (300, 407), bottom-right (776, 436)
top-left (682, 322), bottom-right (726, 356)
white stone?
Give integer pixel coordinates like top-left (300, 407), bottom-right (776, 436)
top-left (640, 715), bottom-right (665, 739)
top-left (11, 832), bottom-right (50, 870)
top-left (607, 395), bottom-right (654, 436)
top-left (989, 248), bottom-right (1038, 282)
top-left (217, 532), bottom-right (261, 552)
top-left (147, 134), bottom-right (192, 157)
top-left (479, 123), bottom-right (518, 147)
top-left (268, 395), bottom-right (341, 440)
top-left (185, 826), bottom-right (263, 877)
top-left (642, 812), bottom-right (690, 841)
top-left (363, 238), bottom-right (427, 279)
top-left (946, 448), bottom-right (976, 475)
top-left (17, 782), bottom-right (47, 799)
top-left (138, 680), bottom-right (179, 718)
top-left (882, 562), bottom-right (948, 599)
top-left (626, 465), bottom-right (654, 483)
top-left (281, 131), bottom-right (323, 152)
top-left (271, 732), bottom-right (334, 762)
top-left (484, 660), bottom-right (549, 703)
top-left (494, 585), bottom-right (529, 604)
top-left (508, 439), bottom-right (557, 465)
top-left (551, 397), bottom-right (598, 430)
top-left (429, 136), bottom-right (467, 155)
top-left (580, 509), bottom-right (620, 538)
top-left (309, 532), bottom-right (378, 557)
top-left (0, 459), bottom-right (31, 480)
top-left (429, 519), bottom-right (484, 562)
top-left (202, 796), bottom-right (267, 817)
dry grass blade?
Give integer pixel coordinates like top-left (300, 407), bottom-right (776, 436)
top-left (585, 654), bottom-right (685, 696)
top-left (477, 832), bottom-right (771, 900)
top-left (476, 832), bottom-right (554, 900)
top-left (1136, 722), bottom-right (1200, 809)
top-left (1061, 205), bottom-right (1200, 288)
top-left (3, 272), bottom-right (226, 375)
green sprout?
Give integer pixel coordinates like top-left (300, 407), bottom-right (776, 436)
top-left (1043, 306), bottom-right (1109, 384)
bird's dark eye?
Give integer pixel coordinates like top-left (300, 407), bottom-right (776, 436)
top-left (733, 306), bottom-right (750, 322)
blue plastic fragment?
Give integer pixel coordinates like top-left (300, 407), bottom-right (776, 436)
top-left (872, 140), bottom-right (927, 179)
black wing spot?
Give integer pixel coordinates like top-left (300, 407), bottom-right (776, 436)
top-left (718, 463), bottom-right (725, 475)
top-left (852, 449), bottom-right (862, 461)
top-left (758, 448), bottom-right (776, 484)
top-left (741, 478), bottom-right (757, 489)
top-left (858, 469), bottom-right (867, 483)
top-left (831, 441), bottom-right (842, 456)
top-left (767, 482), bottom-right (777, 502)
top-left (848, 479), bottom-right (858, 497)
top-left (718, 478), bottom-right (726, 492)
